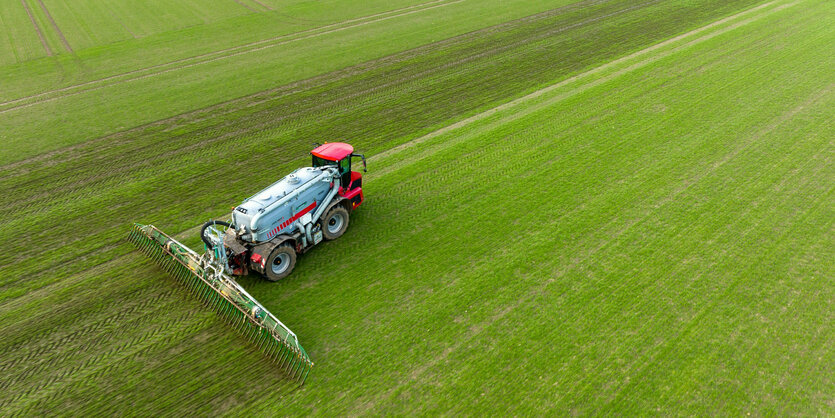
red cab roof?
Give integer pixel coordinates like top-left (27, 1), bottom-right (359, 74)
top-left (311, 142), bottom-right (353, 161)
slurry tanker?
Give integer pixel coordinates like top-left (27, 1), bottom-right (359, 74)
top-left (129, 142), bottom-right (366, 383)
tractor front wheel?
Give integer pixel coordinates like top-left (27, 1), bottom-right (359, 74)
top-left (321, 205), bottom-right (349, 240)
top-left (265, 243), bottom-right (296, 281)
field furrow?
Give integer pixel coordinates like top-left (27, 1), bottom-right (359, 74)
top-left (1, 0), bottom-right (831, 414)
top-left (0, 0), bottom-right (767, 292)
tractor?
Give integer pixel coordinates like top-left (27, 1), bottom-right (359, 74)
top-left (204, 142), bottom-right (366, 280)
top-left (128, 142), bottom-right (367, 382)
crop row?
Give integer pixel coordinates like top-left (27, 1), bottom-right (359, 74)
top-left (0, 0), bottom-right (762, 292)
top-left (3, 0), bottom-right (831, 414)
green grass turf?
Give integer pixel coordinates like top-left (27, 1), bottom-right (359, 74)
top-left (0, 0), bottom-right (573, 163)
top-left (0, 0), bottom-right (765, 301)
top-left (0, 0), bottom-right (46, 64)
top-left (37, 0), bottom-right (253, 50)
top-left (0, 0), bottom-right (459, 94)
top-left (1, 0), bottom-right (832, 414)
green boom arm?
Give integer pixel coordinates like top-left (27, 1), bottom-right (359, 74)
top-left (128, 223), bottom-right (313, 383)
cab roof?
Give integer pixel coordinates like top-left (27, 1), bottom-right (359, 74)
top-left (311, 142), bottom-right (353, 161)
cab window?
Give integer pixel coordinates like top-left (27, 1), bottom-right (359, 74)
top-left (312, 156), bottom-right (334, 167)
top-left (339, 157), bottom-right (351, 175)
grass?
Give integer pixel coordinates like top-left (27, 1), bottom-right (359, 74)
top-left (0, 0), bottom-right (575, 162)
top-left (1, 0), bottom-right (832, 414)
top-left (0, 0), bottom-right (46, 64)
top-left (37, 0), bottom-right (251, 49)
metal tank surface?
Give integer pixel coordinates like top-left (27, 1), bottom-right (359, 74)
top-left (232, 166), bottom-right (340, 243)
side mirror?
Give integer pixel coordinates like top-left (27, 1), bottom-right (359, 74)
top-left (352, 153), bottom-right (367, 172)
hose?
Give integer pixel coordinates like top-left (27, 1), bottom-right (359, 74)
top-left (201, 220), bottom-right (232, 248)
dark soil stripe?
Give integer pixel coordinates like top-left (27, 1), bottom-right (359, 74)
top-left (0, 0), bottom-right (604, 171)
top-left (35, 0), bottom-right (72, 53)
top-left (106, 5), bottom-right (138, 39)
top-left (250, 0), bottom-right (274, 11)
top-left (231, 0), bottom-right (258, 13)
top-left (19, 0), bottom-right (52, 56)
top-left (0, 0), bottom-right (458, 110)
top-left (0, 0), bottom-right (764, 284)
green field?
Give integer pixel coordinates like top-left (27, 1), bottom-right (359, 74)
top-left (1, 0), bottom-right (832, 414)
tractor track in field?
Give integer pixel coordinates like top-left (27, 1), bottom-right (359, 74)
top-left (0, 276), bottom-right (180, 367)
top-left (0, 0), bottom-right (767, 300)
top-left (105, 4), bottom-right (138, 39)
top-left (0, 0), bottom-right (656, 212)
top-left (0, 0), bottom-right (614, 174)
top-left (19, 0), bottom-right (52, 56)
top-left (250, 0), bottom-right (273, 11)
top-left (1, 1), bottom-right (791, 410)
top-left (372, 0), bottom-right (791, 166)
top-left (34, 0), bottom-right (72, 53)
top-left (0, 0), bottom-right (465, 115)
top-left (0, 0), bottom-right (677, 287)
top-left (0, 313), bottom-right (218, 411)
top-left (231, 0), bottom-right (258, 13)
top-left (16, 335), bottom-right (289, 416)
top-left (3, 281), bottom-right (302, 414)
top-left (0, 291), bottom-right (190, 395)
top-left (356, 1), bottom-right (801, 406)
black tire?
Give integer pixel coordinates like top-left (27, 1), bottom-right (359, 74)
top-left (264, 243), bottom-right (296, 281)
top-left (321, 205), bottom-right (349, 240)
top-left (201, 220), bottom-right (231, 248)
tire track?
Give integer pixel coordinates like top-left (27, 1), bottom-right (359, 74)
top-left (0, 0), bottom-right (463, 113)
top-left (19, 0), bottom-right (52, 56)
top-left (105, 4), bottom-right (137, 39)
top-left (0, 0), bottom-right (615, 174)
top-left (250, 0), bottom-right (273, 11)
top-left (231, 0), bottom-right (258, 13)
top-left (2, 268), bottom-right (299, 413)
top-left (0, 282), bottom-right (181, 378)
top-left (357, 1), bottom-right (799, 408)
top-left (0, 0), bottom-right (745, 296)
top-left (13, 328), bottom-right (285, 415)
top-left (35, 0), bottom-right (72, 53)
top-left (0, 293), bottom-right (185, 394)
top-left (0, 0), bottom-right (653, 211)
top-left (0, 309), bottom-right (215, 411)
top-left (372, 0), bottom-right (791, 167)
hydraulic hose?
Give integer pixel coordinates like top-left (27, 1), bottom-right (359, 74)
top-left (201, 220), bottom-right (231, 248)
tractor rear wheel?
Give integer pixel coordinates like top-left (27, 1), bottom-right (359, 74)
top-left (321, 205), bottom-right (349, 240)
top-left (265, 243), bottom-right (296, 281)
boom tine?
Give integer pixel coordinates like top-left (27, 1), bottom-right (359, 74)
top-left (271, 341), bottom-right (283, 362)
top-left (289, 356), bottom-right (299, 379)
top-left (276, 342), bottom-right (288, 363)
top-left (128, 223), bottom-right (313, 383)
top-left (263, 338), bottom-right (275, 358)
top-left (256, 331), bottom-right (266, 350)
top-left (293, 355), bottom-right (305, 379)
top-left (280, 346), bottom-right (294, 370)
top-left (302, 363), bottom-right (312, 385)
top-left (258, 331), bottom-right (268, 352)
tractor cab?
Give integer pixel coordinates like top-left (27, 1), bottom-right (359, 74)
top-left (311, 142), bottom-right (366, 209)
